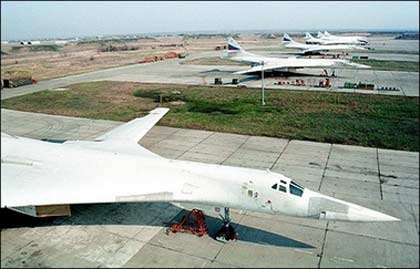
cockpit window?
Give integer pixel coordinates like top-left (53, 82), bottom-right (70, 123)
top-left (271, 183), bottom-right (278, 190)
top-left (290, 180), bottom-right (304, 197)
top-left (279, 185), bottom-right (286, 193)
top-left (280, 180), bottom-right (287, 184)
top-left (290, 185), bottom-right (303, 196)
top-left (291, 180), bottom-right (304, 189)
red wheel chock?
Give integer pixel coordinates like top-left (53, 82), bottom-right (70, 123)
top-left (166, 209), bottom-right (208, 237)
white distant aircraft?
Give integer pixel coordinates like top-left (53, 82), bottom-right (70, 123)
top-left (283, 33), bottom-right (367, 55)
top-left (1, 108), bottom-right (399, 242)
top-left (304, 32), bottom-right (336, 45)
top-left (19, 41), bottom-right (30, 45)
top-left (306, 31), bottom-right (368, 46)
top-left (223, 37), bottom-right (369, 75)
top-left (320, 31), bottom-right (369, 45)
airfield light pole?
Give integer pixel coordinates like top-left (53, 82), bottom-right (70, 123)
top-left (261, 61), bottom-right (265, 106)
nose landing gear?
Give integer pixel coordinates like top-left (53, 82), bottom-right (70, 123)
top-left (215, 207), bottom-right (238, 242)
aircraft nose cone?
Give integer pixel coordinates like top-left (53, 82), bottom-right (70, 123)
top-left (347, 205), bottom-right (400, 222)
top-left (306, 190), bottom-right (400, 222)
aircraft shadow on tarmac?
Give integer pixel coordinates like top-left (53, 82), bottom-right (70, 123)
top-left (0, 202), bottom-right (314, 249)
top-left (199, 69), bottom-right (346, 80)
top-left (248, 71), bottom-right (341, 78)
top-left (199, 68), bottom-right (235, 74)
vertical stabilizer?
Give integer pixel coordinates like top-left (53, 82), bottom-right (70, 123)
top-left (227, 37), bottom-right (243, 51)
top-left (225, 37), bottom-right (247, 59)
top-left (305, 32), bottom-right (314, 39)
top-left (283, 33), bottom-right (293, 43)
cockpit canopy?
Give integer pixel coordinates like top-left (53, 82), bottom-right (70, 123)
top-left (290, 180), bottom-right (304, 196)
top-left (271, 179), bottom-right (304, 197)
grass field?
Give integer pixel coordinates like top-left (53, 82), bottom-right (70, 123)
top-left (11, 44), bottom-right (62, 52)
top-left (1, 81), bottom-right (418, 151)
top-left (363, 49), bottom-right (419, 55)
top-left (353, 59), bottom-right (419, 72)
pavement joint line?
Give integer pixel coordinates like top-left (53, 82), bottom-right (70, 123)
top-left (385, 199), bottom-right (419, 237)
top-left (242, 143), bottom-right (290, 154)
top-left (380, 163), bottom-right (420, 171)
top-left (167, 143), bottom-right (195, 160)
top-left (381, 199), bottom-right (419, 207)
top-left (269, 139), bottom-right (290, 170)
top-left (317, 221), bottom-right (329, 268)
top-left (327, 227), bottom-right (420, 247)
top-left (382, 184), bottom-right (420, 190)
top-left (104, 237), bottom-right (132, 267)
top-left (92, 204), bottom-right (170, 242)
top-left (209, 237), bottom-right (227, 264)
top-left (175, 130), bottom-right (214, 160)
top-left (243, 212), bottom-right (327, 232)
top-left (386, 189), bottom-right (414, 206)
top-left (410, 204), bottom-right (419, 234)
top-left (124, 205), bottom-right (178, 243)
top-left (185, 132), bottom-right (217, 153)
top-left (221, 136), bottom-right (251, 165)
top-left (182, 150), bottom-right (231, 161)
top-left (318, 143), bottom-right (333, 191)
top-left (96, 228), bottom-right (149, 244)
top-left (1, 239), bottom-right (35, 262)
top-left (146, 240), bottom-right (215, 263)
top-left (209, 260), bottom-right (239, 268)
top-left (22, 224), bottom-right (75, 255)
top-left (208, 212), bottom-right (247, 264)
top-left (135, 205), bottom-right (221, 261)
top-left (273, 161), bottom-right (326, 173)
top-left (377, 148), bottom-right (384, 200)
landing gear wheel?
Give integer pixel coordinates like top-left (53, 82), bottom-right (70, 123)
top-left (215, 207), bottom-right (237, 242)
top-left (215, 223), bottom-right (237, 242)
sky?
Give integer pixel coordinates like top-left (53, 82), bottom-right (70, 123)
top-left (1, 1), bottom-right (419, 40)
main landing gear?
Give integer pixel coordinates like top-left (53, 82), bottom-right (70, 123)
top-left (166, 207), bottom-right (238, 242)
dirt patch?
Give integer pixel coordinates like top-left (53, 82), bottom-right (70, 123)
top-left (1, 34), bottom-right (280, 81)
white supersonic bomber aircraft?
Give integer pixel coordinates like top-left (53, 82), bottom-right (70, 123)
top-left (305, 32), bottom-right (368, 46)
top-left (1, 108), bottom-right (399, 241)
top-left (223, 37), bottom-right (369, 75)
top-left (282, 33), bottom-right (367, 55)
top-left (319, 31), bottom-right (369, 45)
